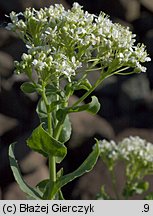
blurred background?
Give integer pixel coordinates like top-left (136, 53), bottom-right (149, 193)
top-left (0, 0), bottom-right (153, 199)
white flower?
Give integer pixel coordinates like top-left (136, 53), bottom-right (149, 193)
top-left (71, 56), bottom-right (76, 64)
top-left (10, 11), bottom-right (18, 23)
top-left (6, 2), bottom-right (151, 83)
top-left (32, 59), bottom-right (38, 66)
top-left (77, 27), bottom-right (86, 34)
top-left (145, 57), bottom-right (151, 62)
top-left (22, 53), bottom-right (32, 61)
top-left (72, 2), bottom-right (82, 10)
top-left (17, 20), bottom-right (26, 29)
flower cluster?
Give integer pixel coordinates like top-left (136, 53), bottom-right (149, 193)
top-left (15, 48), bottom-right (81, 82)
top-left (6, 2), bottom-right (151, 83)
top-left (99, 136), bottom-right (153, 178)
top-left (98, 139), bottom-right (119, 171)
top-left (119, 136), bottom-right (153, 166)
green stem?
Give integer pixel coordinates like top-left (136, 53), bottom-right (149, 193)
top-left (72, 66), bottom-right (130, 108)
top-left (110, 169), bottom-right (120, 199)
top-left (113, 67), bottom-right (130, 75)
top-left (72, 70), bottom-right (111, 107)
top-left (54, 116), bottom-right (65, 140)
top-left (49, 155), bottom-right (56, 182)
top-left (42, 85), bottom-right (56, 199)
top-left (54, 122), bottom-right (63, 140)
top-left (42, 87), bottom-right (53, 136)
top-left (54, 101), bottom-right (68, 140)
top-left (54, 71), bottom-right (106, 139)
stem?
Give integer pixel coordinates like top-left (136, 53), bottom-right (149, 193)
top-left (72, 71), bottom-right (106, 107)
top-left (72, 66), bottom-right (130, 108)
top-left (113, 67), bottom-right (130, 75)
top-left (54, 100), bottom-right (68, 140)
top-left (49, 155), bottom-right (56, 182)
top-left (42, 87), bottom-right (53, 136)
top-left (42, 85), bottom-right (56, 199)
top-left (54, 122), bottom-right (63, 140)
top-left (54, 71), bottom-right (108, 140)
top-left (47, 112), bottom-right (52, 135)
top-left (72, 65), bottom-right (128, 108)
top-left (110, 169), bottom-right (120, 199)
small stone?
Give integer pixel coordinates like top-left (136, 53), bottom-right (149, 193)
top-left (120, 0), bottom-right (140, 21)
top-left (141, 0), bottom-right (153, 13)
top-left (132, 12), bottom-right (153, 35)
top-left (20, 151), bottom-right (47, 174)
top-left (118, 74), bottom-right (150, 113)
top-left (115, 128), bottom-right (153, 144)
top-left (0, 29), bottom-right (11, 47)
top-left (0, 51), bottom-right (14, 77)
top-left (21, 0), bottom-right (70, 10)
top-left (0, 114), bottom-right (18, 136)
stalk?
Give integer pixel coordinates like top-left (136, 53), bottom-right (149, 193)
top-left (42, 85), bottom-right (56, 199)
top-left (72, 71), bottom-right (107, 107)
top-left (110, 169), bottom-right (120, 199)
top-left (72, 66), bottom-right (130, 107)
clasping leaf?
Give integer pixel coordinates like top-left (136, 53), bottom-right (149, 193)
top-left (27, 124), bottom-right (67, 163)
top-left (57, 96), bottom-right (100, 119)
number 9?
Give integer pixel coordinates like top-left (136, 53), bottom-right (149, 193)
top-left (144, 204), bottom-right (149, 212)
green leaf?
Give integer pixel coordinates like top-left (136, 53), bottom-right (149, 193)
top-left (57, 190), bottom-right (65, 200)
top-left (85, 96), bottom-right (101, 114)
top-left (45, 84), bottom-right (57, 95)
top-left (46, 84), bottom-right (64, 98)
top-left (20, 82), bottom-right (36, 93)
top-left (68, 96), bottom-right (101, 115)
top-left (59, 115), bottom-right (72, 143)
top-left (145, 192), bottom-right (153, 200)
top-left (56, 168), bottom-right (64, 179)
top-left (36, 179), bottom-right (52, 200)
top-left (57, 96), bottom-right (100, 121)
top-left (36, 98), bottom-right (48, 129)
top-left (74, 79), bottom-right (92, 91)
top-left (135, 181), bottom-right (149, 194)
top-left (36, 179), bottom-right (49, 198)
top-left (64, 79), bottom-right (92, 97)
top-left (36, 94), bottom-right (62, 129)
top-left (64, 82), bottom-right (74, 97)
top-left (49, 142), bottom-right (100, 199)
top-left (27, 124), bottom-right (67, 163)
top-left (9, 143), bottom-right (42, 200)
top-left (37, 93), bottom-right (57, 118)
top-left (123, 181), bottom-right (149, 198)
top-left (39, 168), bottom-right (64, 199)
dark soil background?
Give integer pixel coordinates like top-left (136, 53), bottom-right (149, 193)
top-left (0, 0), bottom-right (153, 199)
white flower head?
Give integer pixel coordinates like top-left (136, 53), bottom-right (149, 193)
top-left (5, 2), bottom-right (151, 82)
top-left (119, 136), bottom-right (153, 163)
